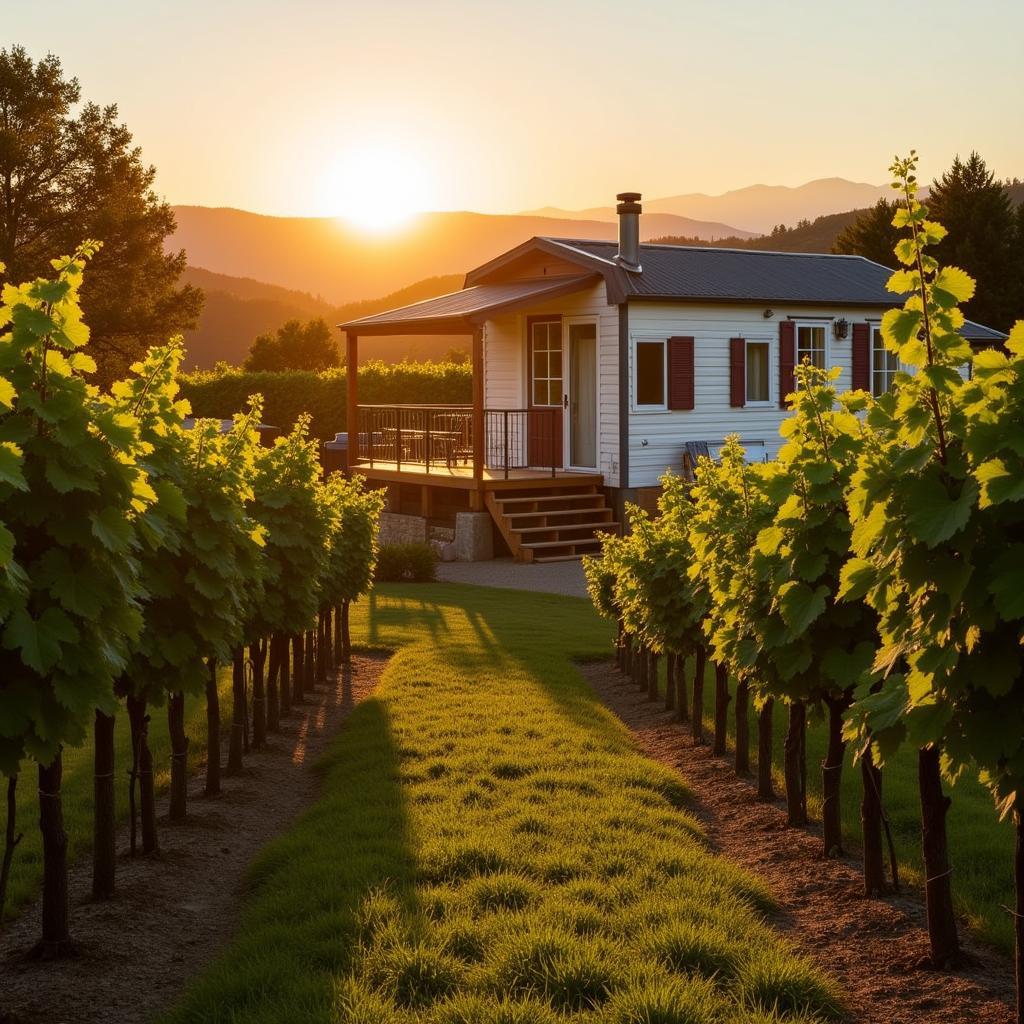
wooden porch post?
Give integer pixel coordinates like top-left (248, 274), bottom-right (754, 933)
top-left (346, 332), bottom-right (358, 469)
top-left (471, 325), bottom-right (484, 509)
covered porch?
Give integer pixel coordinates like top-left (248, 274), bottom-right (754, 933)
top-left (340, 272), bottom-right (604, 512)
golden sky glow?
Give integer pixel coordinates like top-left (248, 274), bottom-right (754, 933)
top-left (324, 138), bottom-right (439, 232)
top-left (8, 0), bottom-right (1024, 218)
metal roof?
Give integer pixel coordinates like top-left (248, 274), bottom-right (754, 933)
top-left (341, 236), bottom-right (1005, 342)
top-left (528, 239), bottom-right (1004, 341)
top-left (340, 274), bottom-right (598, 334)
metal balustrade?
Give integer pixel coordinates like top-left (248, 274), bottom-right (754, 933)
top-left (355, 405), bottom-right (558, 478)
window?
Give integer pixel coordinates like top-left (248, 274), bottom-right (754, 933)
top-left (871, 326), bottom-right (899, 396)
top-left (530, 319), bottom-right (562, 407)
top-left (797, 324), bottom-right (827, 369)
top-left (634, 339), bottom-right (666, 409)
top-left (746, 341), bottom-right (770, 403)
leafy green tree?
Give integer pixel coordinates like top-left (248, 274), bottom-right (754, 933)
top-left (754, 363), bottom-right (885, 872)
top-left (0, 45), bottom-right (202, 385)
top-left (612, 479), bottom-right (706, 720)
top-left (249, 415), bottom-right (331, 732)
top-left (840, 152), bottom-right (979, 969)
top-left (96, 340), bottom-right (191, 883)
top-left (688, 439), bottom-right (783, 802)
top-left (319, 473), bottom-right (385, 667)
top-left (957, 322), bottom-right (1024, 1020)
top-left (243, 318), bottom-right (340, 372)
top-left (0, 243), bottom-right (152, 953)
top-left (832, 198), bottom-right (901, 267)
top-left (927, 152), bottom-right (1023, 332)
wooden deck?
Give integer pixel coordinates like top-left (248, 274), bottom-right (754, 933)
top-left (352, 460), bottom-right (603, 492)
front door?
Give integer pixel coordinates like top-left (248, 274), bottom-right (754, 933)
top-left (527, 316), bottom-right (564, 468)
top-left (567, 321), bottom-right (598, 470)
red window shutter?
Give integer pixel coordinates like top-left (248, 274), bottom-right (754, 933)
top-left (852, 322), bottom-right (871, 391)
top-left (779, 321), bottom-right (796, 408)
top-left (667, 336), bottom-right (695, 410)
top-left (729, 338), bottom-right (746, 408)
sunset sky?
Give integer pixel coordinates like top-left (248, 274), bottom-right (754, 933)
top-left (8, 0), bottom-right (1024, 221)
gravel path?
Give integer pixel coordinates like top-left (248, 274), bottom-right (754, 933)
top-left (436, 557), bottom-right (589, 598)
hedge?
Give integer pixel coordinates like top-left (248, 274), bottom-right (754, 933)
top-left (178, 361), bottom-right (473, 440)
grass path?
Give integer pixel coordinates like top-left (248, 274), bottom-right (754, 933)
top-left (164, 584), bottom-right (841, 1024)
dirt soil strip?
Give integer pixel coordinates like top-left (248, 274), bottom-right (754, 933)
top-left (0, 653), bottom-right (389, 1024)
top-left (579, 660), bottom-right (1016, 1024)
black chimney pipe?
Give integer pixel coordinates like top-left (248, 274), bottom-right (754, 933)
top-left (616, 192), bottom-right (642, 272)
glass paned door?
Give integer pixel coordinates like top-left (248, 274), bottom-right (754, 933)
top-left (568, 322), bottom-right (597, 469)
top-left (528, 318), bottom-right (564, 469)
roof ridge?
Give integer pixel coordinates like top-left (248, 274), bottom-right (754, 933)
top-left (546, 237), bottom-right (868, 260)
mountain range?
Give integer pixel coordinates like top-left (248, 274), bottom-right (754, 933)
top-left (168, 207), bottom-right (754, 308)
top-left (524, 177), bottom-right (891, 235)
top-left (172, 176), bottom-right (1022, 370)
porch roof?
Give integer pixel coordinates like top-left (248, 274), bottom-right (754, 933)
top-left (339, 273), bottom-right (598, 335)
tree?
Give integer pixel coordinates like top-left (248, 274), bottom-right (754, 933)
top-left (0, 243), bottom-right (152, 953)
top-left (319, 474), bottom-right (384, 668)
top-left (0, 46), bottom-right (202, 385)
top-left (832, 198), bottom-right (902, 267)
top-left (98, 340), bottom-right (191, 878)
top-left (840, 152), bottom-right (978, 969)
top-left (689, 440), bottom-right (787, 805)
top-left (927, 152), bottom-right (1023, 332)
top-left (754, 362), bottom-right (883, 869)
top-left (249, 415), bottom-right (331, 731)
top-left (243, 318), bottom-right (340, 372)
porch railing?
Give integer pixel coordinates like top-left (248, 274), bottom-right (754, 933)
top-left (355, 405), bottom-right (558, 479)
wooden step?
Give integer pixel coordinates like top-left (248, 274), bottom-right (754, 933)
top-left (494, 491), bottom-right (601, 507)
top-left (503, 505), bottom-right (610, 521)
top-left (532, 553), bottom-right (592, 563)
top-left (519, 537), bottom-right (604, 551)
top-left (512, 521), bottom-right (618, 536)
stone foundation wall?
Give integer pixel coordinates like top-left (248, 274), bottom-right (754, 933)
top-left (378, 512), bottom-right (428, 546)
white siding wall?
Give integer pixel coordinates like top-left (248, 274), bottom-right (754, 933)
top-left (626, 302), bottom-right (875, 488)
top-left (482, 285), bottom-right (621, 487)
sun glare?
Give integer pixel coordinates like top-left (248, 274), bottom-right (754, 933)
top-left (330, 142), bottom-right (434, 233)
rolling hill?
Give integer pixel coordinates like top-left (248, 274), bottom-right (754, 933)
top-left (180, 267), bottom-right (465, 370)
top-left (167, 207), bottom-right (753, 305)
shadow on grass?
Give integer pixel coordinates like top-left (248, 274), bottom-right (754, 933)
top-left (163, 694), bottom-right (418, 1022)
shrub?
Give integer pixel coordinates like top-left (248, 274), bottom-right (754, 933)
top-left (375, 543), bottom-right (438, 583)
top-left (178, 360), bottom-right (473, 440)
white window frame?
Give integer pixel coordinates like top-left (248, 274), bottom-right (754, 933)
top-left (794, 320), bottom-right (830, 376)
top-left (743, 337), bottom-right (774, 407)
top-left (865, 319), bottom-right (916, 395)
top-left (631, 336), bottom-right (668, 412)
top-left (868, 321), bottom-right (901, 396)
top-left (528, 317), bottom-right (563, 409)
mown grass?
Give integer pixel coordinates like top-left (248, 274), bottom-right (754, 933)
top-left (164, 584), bottom-right (842, 1024)
top-left (654, 651), bottom-right (1016, 955)
top-left (3, 666), bottom-right (239, 920)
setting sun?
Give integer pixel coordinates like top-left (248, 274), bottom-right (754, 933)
top-left (329, 141), bottom-right (435, 232)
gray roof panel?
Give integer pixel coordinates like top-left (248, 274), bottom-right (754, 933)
top-left (340, 274), bottom-right (597, 332)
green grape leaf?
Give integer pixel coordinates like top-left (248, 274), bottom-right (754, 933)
top-left (2, 606), bottom-right (79, 674)
top-left (777, 580), bottom-right (827, 635)
top-left (931, 266), bottom-right (975, 308)
top-left (90, 506), bottom-right (135, 553)
top-left (0, 442), bottom-right (26, 490)
top-left (904, 474), bottom-right (977, 547)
